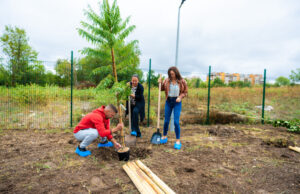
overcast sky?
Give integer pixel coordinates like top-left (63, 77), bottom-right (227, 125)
top-left (1, 0), bottom-right (300, 80)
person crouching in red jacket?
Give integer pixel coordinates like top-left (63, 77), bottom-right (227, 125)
top-left (73, 104), bottom-right (123, 157)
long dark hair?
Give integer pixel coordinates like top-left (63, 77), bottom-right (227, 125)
top-left (168, 66), bottom-right (182, 80)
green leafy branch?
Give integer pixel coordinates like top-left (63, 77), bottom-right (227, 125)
top-left (271, 119), bottom-right (300, 133)
top-left (112, 81), bottom-right (131, 102)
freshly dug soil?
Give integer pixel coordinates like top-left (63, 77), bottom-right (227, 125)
top-left (0, 124), bottom-right (299, 193)
top-left (117, 146), bottom-right (130, 153)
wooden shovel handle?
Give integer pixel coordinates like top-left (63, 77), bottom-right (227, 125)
top-left (128, 96), bottom-right (131, 130)
top-left (118, 105), bottom-right (123, 123)
top-left (118, 103), bottom-right (125, 147)
top-left (157, 74), bottom-right (162, 129)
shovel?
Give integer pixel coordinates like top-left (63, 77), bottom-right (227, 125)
top-left (151, 74), bottom-right (162, 144)
top-left (117, 103), bottom-right (130, 161)
top-left (125, 96), bottom-right (137, 146)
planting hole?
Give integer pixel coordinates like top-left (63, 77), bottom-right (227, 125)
top-left (184, 168), bottom-right (195, 173)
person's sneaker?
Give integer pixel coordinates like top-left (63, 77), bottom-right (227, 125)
top-left (136, 133), bottom-right (142, 138)
top-left (75, 146), bottom-right (91, 157)
top-left (160, 137), bottom-right (168, 144)
top-left (131, 131), bottom-right (137, 136)
top-left (174, 142), bottom-right (182, 150)
top-left (98, 141), bottom-right (113, 148)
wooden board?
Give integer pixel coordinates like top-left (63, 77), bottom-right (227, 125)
top-left (123, 164), bottom-right (154, 193)
top-left (288, 146), bottom-right (300, 153)
top-left (123, 160), bottom-right (176, 194)
top-left (135, 160), bottom-right (175, 194)
top-left (128, 162), bottom-right (164, 194)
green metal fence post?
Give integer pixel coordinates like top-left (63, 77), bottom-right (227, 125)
top-left (206, 66), bottom-right (211, 125)
top-left (147, 58), bottom-right (151, 127)
top-left (261, 69), bottom-right (266, 124)
top-left (70, 51), bottom-right (73, 127)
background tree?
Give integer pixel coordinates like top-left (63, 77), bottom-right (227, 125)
top-left (275, 76), bottom-right (290, 86)
top-left (77, 56), bottom-right (102, 84)
top-left (146, 70), bottom-right (159, 87)
top-left (78, 0), bottom-right (138, 147)
top-left (44, 71), bottom-right (60, 86)
top-left (0, 63), bottom-right (10, 86)
top-left (289, 68), bottom-right (300, 83)
top-left (199, 81), bottom-right (208, 88)
top-left (229, 81), bottom-right (251, 88)
top-left (77, 40), bottom-right (142, 87)
top-left (212, 77), bottom-right (226, 87)
top-left (26, 62), bottom-right (47, 85)
top-left (186, 77), bottom-right (202, 88)
top-left (54, 59), bottom-right (78, 87)
top-left (0, 25), bottom-right (44, 86)
top-left (78, 0), bottom-right (137, 83)
top-left (195, 78), bottom-right (201, 88)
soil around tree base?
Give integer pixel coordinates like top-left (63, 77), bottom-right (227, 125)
top-left (117, 146), bottom-right (130, 153)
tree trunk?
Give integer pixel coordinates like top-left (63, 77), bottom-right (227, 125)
top-left (111, 47), bottom-right (118, 82)
top-left (111, 47), bottom-right (125, 146)
top-left (11, 61), bottom-right (16, 87)
top-left (73, 64), bottom-right (78, 87)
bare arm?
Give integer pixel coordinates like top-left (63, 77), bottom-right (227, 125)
top-left (110, 138), bottom-right (121, 149)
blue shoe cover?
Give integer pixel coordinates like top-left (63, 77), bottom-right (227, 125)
top-left (174, 142), bottom-right (182, 150)
top-left (160, 138), bottom-right (168, 144)
top-left (98, 141), bottom-right (113, 148)
top-left (131, 131), bottom-right (137, 136)
top-left (75, 147), bottom-right (91, 157)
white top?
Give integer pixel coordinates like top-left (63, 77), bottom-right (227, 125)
top-left (130, 86), bottom-right (137, 105)
top-left (168, 81), bottom-right (180, 97)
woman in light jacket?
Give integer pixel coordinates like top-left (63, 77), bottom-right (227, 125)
top-left (158, 66), bottom-right (188, 149)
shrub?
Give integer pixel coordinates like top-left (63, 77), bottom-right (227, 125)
top-left (11, 84), bottom-right (49, 106)
top-left (212, 77), bottom-right (226, 87)
top-left (275, 76), bottom-right (290, 86)
top-left (271, 119), bottom-right (300, 133)
top-left (229, 81), bottom-right (251, 88)
top-left (96, 74), bottom-right (114, 90)
top-left (94, 89), bottom-right (116, 106)
top-left (199, 82), bottom-right (207, 88)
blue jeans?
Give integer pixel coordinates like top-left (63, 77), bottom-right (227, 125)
top-left (163, 97), bottom-right (182, 139)
top-left (131, 105), bottom-right (141, 136)
top-left (74, 128), bottom-right (98, 148)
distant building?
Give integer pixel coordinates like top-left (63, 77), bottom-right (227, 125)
top-left (207, 72), bottom-right (263, 85)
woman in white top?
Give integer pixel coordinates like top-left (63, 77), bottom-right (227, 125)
top-left (158, 66), bottom-right (188, 149)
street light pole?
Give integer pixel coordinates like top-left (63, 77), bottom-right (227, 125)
top-left (171, 0), bottom-right (186, 133)
top-left (175, 7), bottom-right (181, 67)
top-left (175, 0), bottom-right (186, 67)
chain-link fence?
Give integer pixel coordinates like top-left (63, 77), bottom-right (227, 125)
top-left (1, 54), bottom-right (299, 130)
top-left (0, 60), bottom-right (71, 129)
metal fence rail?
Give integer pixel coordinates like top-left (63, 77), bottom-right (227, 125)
top-left (0, 53), bottom-right (298, 130)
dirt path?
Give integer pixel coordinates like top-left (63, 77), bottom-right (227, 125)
top-left (0, 124), bottom-right (299, 194)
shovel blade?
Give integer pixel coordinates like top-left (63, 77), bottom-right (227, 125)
top-left (150, 131), bottom-right (162, 144)
top-left (125, 135), bottom-right (136, 147)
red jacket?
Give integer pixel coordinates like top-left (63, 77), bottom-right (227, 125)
top-left (73, 106), bottom-right (113, 140)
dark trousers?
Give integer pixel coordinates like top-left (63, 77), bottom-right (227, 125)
top-left (131, 105), bottom-right (141, 136)
top-left (163, 97), bottom-right (182, 139)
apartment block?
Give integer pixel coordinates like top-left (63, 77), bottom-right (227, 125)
top-left (207, 72), bottom-right (263, 85)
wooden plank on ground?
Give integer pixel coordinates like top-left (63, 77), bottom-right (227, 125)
top-left (123, 163), bottom-right (156, 194)
top-left (123, 160), bottom-right (176, 194)
top-left (127, 162), bottom-right (164, 194)
top-left (135, 160), bottom-right (176, 194)
top-left (288, 146), bottom-right (300, 153)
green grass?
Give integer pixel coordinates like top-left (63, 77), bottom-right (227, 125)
top-left (0, 85), bottom-right (299, 129)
